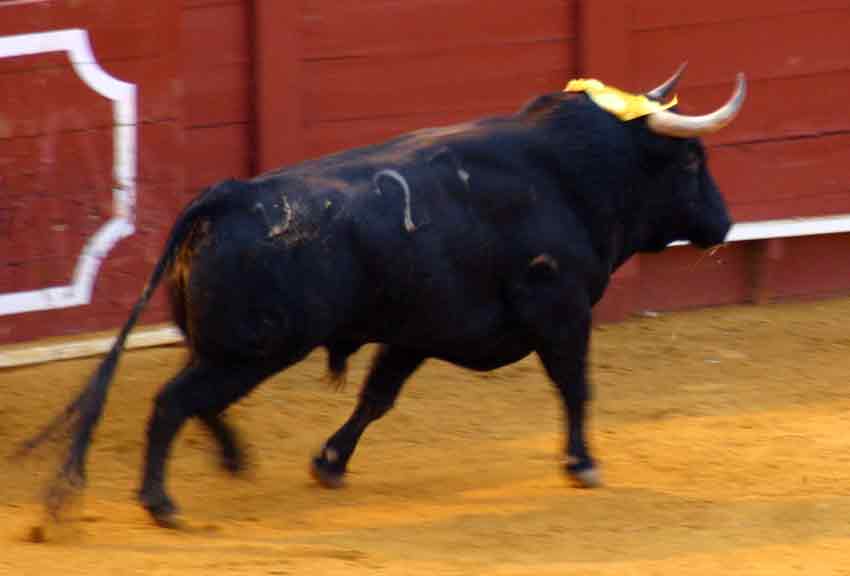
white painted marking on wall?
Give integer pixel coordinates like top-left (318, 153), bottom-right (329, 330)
top-left (0, 29), bottom-right (137, 316)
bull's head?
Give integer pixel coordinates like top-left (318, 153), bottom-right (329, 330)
top-left (634, 65), bottom-right (746, 251)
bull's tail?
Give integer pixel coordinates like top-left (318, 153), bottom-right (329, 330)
top-left (15, 183), bottom-right (225, 516)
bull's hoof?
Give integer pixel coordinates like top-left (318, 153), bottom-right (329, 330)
top-left (45, 474), bottom-right (84, 520)
top-left (566, 459), bottom-right (601, 489)
top-left (310, 452), bottom-right (345, 489)
top-left (220, 447), bottom-right (248, 476)
top-left (138, 488), bottom-right (181, 528)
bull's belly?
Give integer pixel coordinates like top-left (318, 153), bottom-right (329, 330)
top-left (367, 292), bottom-right (535, 370)
top-left (397, 315), bottom-right (535, 371)
top-left (431, 335), bottom-right (535, 371)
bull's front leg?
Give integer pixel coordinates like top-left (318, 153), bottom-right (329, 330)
top-left (312, 345), bottom-right (424, 488)
top-left (538, 340), bottom-right (600, 488)
top-left (514, 266), bottom-right (600, 487)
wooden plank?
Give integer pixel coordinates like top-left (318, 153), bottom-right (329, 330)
top-left (134, 121), bottom-right (190, 216)
top-left (254, 0), bottom-right (303, 171)
top-left (302, 39), bottom-right (574, 123)
top-left (681, 72), bottom-right (850, 147)
top-left (1, 120), bottom-right (186, 277)
top-left (183, 0), bottom-right (243, 8)
top-left (181, 1), bottom-right (251, 126)
top-left (711, 133), bottom-right (850, 217)
top-left (630, 9), bottom-right (850, 90)
top-left (0, 61), bottom-right (112, 139)
top-left (0, 56), bottom-right (179, 140)
top-left (3, 192), bottom-right (99, 276)
top-left (593, 259), bottom-right (640, 324)
top-left (577, 0), bottom-right (629, 83)
top-left (1, 129), bottom-right (113, 295)
top-left (303, 0), bottom-right (575, 59)
top-left (764, 234), bottom-right (850, 300)
top-left (632, 0), bottom-right (850, 31)
top-left (111, 56), bottom-right (182, 123)
top-left (0, 49), bottom-right (70, 76)
top-left (0, 120), bottom-right (182, 343)
top-left (303, 110), bottom-right (491, 159)
top-left (182, 60), bottom-right (251, 127)
top-left (0, 259), bottom-right (174, 344)
top-left (184, 123), bottom-right (252, 189)
top-left (0, 0), bottom-right (180, 61)
top-left (300, 55), bottom-right (578, 158)
top-left (637, 244), bottom-right (752, 312)
top-left (0, 324), bottom-right (183, 369)
top-left (0, 0), bottom-right (183, 347)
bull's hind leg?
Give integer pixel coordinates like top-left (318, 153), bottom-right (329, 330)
top-left (138, 361), bottom-right (269, 525)
top-left (198, 412), bottom-right (247, 475)
top-left (312, 345), bottom-right (423, 488)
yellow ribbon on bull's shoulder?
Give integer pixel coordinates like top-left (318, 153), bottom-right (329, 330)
top-left (564, 78), bottom-right (677, 121)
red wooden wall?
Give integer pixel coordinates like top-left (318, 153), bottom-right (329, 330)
top-left (0, 0), bottom-right (184, 342)
top-left (2, 0), bottom-right (850, 346)
top-left (622, 1), bottom-right (850, 317)
top-left (254, 0), bottom-right (576, 168)
top-left (181, 0), bottom-right (254, 192)
top-left (628, 0), bottom-right (850, 221)
top-left (301, 0), bottom-right (575, 160)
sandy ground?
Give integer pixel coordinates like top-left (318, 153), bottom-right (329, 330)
top-left (2, 297), bottom-right (850, 575)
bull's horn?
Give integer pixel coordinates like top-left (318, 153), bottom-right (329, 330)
top-left (647, 73), bottom-right (747, 138)
top-left (646, 62), bottom-right (688, 101)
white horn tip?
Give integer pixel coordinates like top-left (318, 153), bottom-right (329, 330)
top-left (734, 73), bottom-right (747, 98)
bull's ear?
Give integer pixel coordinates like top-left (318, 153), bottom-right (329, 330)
top-left (645, 62), bottom-right (688, 102)
top-left (646, 73), bottom-right (747, 138)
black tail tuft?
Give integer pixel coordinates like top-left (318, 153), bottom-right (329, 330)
top-left (13, 182), bottom-right (224, 518)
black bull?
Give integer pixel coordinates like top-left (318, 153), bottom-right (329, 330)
top-left (19, 67), bottom-right (746, 526)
